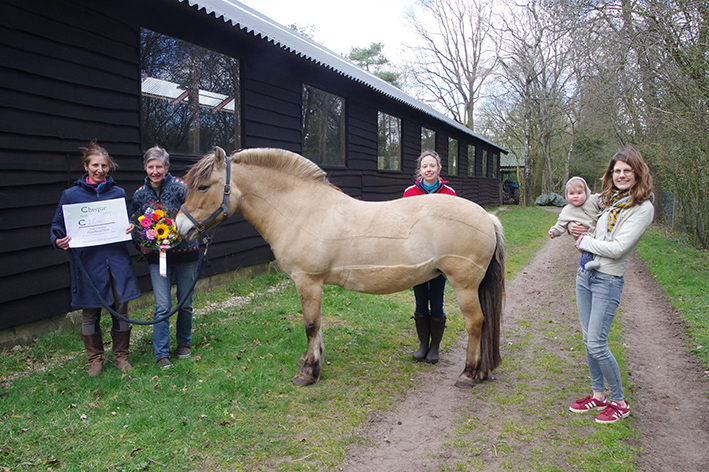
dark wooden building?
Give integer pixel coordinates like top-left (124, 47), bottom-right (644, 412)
top-left (0, 0), bottom-right (506, 332)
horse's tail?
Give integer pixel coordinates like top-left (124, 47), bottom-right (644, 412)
top-left (478, 213), bottom-right (505, 374)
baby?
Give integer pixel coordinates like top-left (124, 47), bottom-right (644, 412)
top-left (548, 176), bottom-right (602, 271)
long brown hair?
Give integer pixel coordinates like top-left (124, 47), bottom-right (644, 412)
top-left (600, 146), bottom-right (653, 207)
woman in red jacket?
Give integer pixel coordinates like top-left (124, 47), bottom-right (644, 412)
top-left (403, 150), bottom-right (456, 364)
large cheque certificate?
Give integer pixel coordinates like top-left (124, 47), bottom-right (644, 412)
top-left (63, 198), bottom-right (132, 248)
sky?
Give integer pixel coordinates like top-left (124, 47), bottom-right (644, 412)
top-left (238, 0), bottom-right (420, 60)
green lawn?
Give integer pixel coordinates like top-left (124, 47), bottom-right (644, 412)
top-left (1, 206), bottom-right (706, 471)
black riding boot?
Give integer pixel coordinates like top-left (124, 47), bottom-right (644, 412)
top-left (425, 316), bottom-right (446, 364)
top-left (412, 313), bottom-right (430, 362)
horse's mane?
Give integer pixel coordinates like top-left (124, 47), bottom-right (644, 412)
top-left (234, 148), bottom-right (330, 183)
top-left (184, 148), bottom-right (332, 193)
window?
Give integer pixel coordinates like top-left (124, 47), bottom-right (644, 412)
top-left (302, 84), bottom-right (346, 166)
top-left (467, 144), bottom-right (476, 176)
top-left (482, 149), bottom-right (489, 177)
top-left (448, 137), bottom-right (458, 176)
top-left (421, 127), bottom-right (436, 153)
top-left (140, 29), bottom-right (241, 155)
top-left (492, 152), bottom-right (499, 178)
top-left (377, 112), bottom-right (402, 171)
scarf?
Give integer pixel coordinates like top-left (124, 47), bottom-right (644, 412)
top-left (86, 176), bottom-right (106, 194)
top-left (606, 190), bottom-right (632, 236)
top-left (422, 180), bottom-right (440, 193)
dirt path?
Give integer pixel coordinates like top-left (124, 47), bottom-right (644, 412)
top-left (341, 235), bottom-right (709, 471)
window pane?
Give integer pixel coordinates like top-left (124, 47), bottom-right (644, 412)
top-left (492, 152), bottom-right (499, 178)
top-left (482, 150), bottom-right (489, 177)
top-left (378, 111), bottom-right (401, 171)
top-left (421, 127), bottom-right (436, 152)
top-left (448, 137), bottom-right (458, 176)
top-left (467, 144), bottom-right (476, 176)
top-left (302, 84), bottom-right (346, 166)
top-left (140, 29), bottom-right (240, 155)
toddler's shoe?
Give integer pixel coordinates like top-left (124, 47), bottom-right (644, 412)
top-left (584, 260), bottom-right (601, 271)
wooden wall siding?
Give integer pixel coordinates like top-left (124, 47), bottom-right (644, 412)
top-left (242, 53), bottom-right (304, 151)
top-left (0, 0), bottom-right (502, 331)
top-left (347, 102), bottom-right (378, 171)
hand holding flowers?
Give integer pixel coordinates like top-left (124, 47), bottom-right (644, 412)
top-left (134, 206), bottom-right (180, 249)
top-left (133, 204), bottom-right (181, 276)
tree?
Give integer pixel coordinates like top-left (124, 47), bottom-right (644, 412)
top-left (347, 43), bottom-right (402, 87)
top-left (287, 23), bottom-right (318, 41)
top-left (406, 0), bottom-right (499, 131)
top-left (566, 0), bottom-right (709, 245)
top-left (491, 0), bottom-right (580, 201)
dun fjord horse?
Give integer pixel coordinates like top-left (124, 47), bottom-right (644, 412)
top-left (176, 147), bottom-right (505, 388)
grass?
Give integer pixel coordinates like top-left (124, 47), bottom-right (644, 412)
top-left (499, 206), bottom-right (557, 278)
top-left (0, 206), bottom-right (705, 471)
top-left (635, 225), bottom-right (709, 369)
top-left (440, 206), bottom-right (640, 470)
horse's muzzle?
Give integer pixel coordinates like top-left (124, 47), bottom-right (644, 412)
top-left (175, 213), bottom-right (199, 242)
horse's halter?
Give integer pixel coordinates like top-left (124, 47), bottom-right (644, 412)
top-left (180, 155), bottom-right (232, 244)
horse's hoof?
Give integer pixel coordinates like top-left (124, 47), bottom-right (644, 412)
top-left (292, 373), bottom-right (316, 386)
top-left (454, 372), bottom-right (476, 389)
top-left (454, 379), bottom-right (475, 389)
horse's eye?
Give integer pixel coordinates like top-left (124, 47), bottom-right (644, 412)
top-left (198, 185), bottom-right (209, 192)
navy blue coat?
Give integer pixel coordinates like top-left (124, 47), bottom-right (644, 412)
top-left (50, 176), bottom-right (141, 309)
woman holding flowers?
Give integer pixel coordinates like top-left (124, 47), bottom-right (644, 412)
top-left (50, 141), bottom-right (141, 377)
top-left (130, 145), bottom-right (199, 369)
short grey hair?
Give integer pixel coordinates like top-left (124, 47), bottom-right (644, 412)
top-left (142, 145), bottom-right (169, 169)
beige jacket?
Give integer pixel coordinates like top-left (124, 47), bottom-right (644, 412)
top-left (579, 199), bottom-right (654, 277)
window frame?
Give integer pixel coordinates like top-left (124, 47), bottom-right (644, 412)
top-left (467, 144), bottom-right (476, 177)
top-left (448, 137), bottom-right (459, 176)
top-left (421, 127), bottom-right (436, 153)
top-left (377, 111), bottom-right (402, 171)
top-left (302, 83), bottom-right (346, 167)
top-left (139, 28), bottom-right (241, 157)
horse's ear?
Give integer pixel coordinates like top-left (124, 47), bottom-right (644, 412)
top-left (214, 146), bottom-right (226, 164)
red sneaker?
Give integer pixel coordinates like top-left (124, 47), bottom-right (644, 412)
top-left (569, 395), bottom-right (607, 413)
top-left (595, 400), bottom-right (630, 424)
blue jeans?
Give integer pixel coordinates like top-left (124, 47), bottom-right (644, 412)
top-left (576, 267), bottom-right (625, 401)
top-left (150, 261), bottom-right (197, 360)
top-left (413, 274), bottom-right (447, 318)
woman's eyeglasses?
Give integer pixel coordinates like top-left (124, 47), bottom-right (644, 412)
top-left (612, 169), bottom-right (634, 176)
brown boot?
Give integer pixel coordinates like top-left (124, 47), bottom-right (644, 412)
top-left (412, 313), bottom-right (430, 361)
top-left (425, 317), bottom-right (446, 364)
top-left (111, 328), bottom-right (132, 373)
top-left (82, 332), bottom-right (104, 377)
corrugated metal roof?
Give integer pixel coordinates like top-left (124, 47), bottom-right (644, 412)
top-left (501, 154), bottom-right (524, 167)
top-left (177, 0), bottom-right (504, 151)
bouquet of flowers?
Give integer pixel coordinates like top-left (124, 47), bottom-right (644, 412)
top-left (133, 204), bottom-right (181, 276)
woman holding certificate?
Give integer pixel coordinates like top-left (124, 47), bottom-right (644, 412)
top-left (50, 141), bottom-right (140, 377)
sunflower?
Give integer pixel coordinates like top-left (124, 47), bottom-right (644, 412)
top-left (154, 223), bottom-right (170, 240)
